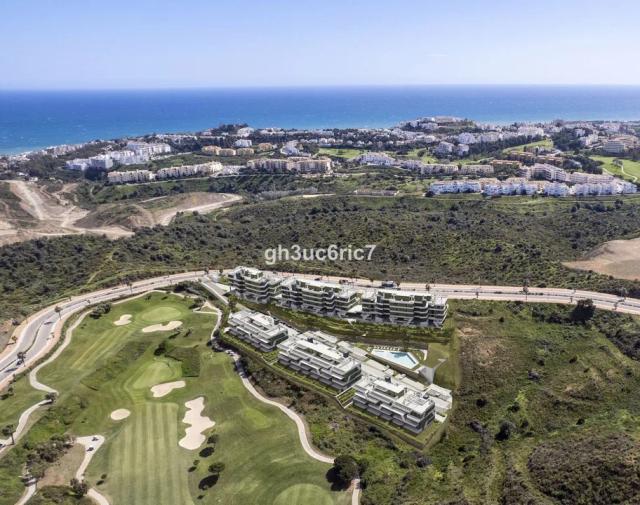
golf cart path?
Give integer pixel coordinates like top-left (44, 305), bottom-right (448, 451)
top-left (232, 355), bottom-right (334, 464)
top-left (0, 313), bottom-right (89, 453)
top-left (76, 435), bottom-right (110, 505)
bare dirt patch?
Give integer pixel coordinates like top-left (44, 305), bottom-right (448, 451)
top-left (0, 182), bottom-right (241, 246)
top-left (564, 237), bottom-right (640, 281)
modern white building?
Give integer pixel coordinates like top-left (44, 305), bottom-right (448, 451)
top-left (279, 277), bottom-right (358, 316)
top-left (353, 373), bottom-right (435, 433)
top-left (228, 266), bottom-right (282, 303)
top-left (434, 141), bottom-right (454, 156)
top-left (543, 181), bottom-right (570, 197)
top-left (361, 288), bottom-right (448, 327)
top-left (277, 330), bottom-right (362, 390)
top-left (106, 169), bottom-right (155, 184)
top-left (226, 309), bottom-right (290, 352)
top-left (351, 152), bottom-right (397, 166)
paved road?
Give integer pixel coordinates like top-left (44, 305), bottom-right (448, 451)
top-left (0, 271), bottom-right (207, 391)
top-left (5, 268), bottom-right (640, 399)
top-left (261, 270), bottom-right (640, 317)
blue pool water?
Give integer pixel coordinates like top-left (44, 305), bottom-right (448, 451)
top-left (371, 349), bottom-right (419, 369)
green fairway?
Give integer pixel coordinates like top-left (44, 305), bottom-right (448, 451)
top-left (591, 154), bottom-right (640, 182)
top-left (0, 292), bottom-right (348, 505)
top-left (503, 138), bottom-right (553, 153)
top-left (317, 147), bottom-right (364, 159)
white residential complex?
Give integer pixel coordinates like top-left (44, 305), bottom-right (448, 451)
top-left (277, 330), bottom-right (363, 390)
top-left (66, 141), bottom-right (171, 171)
top-left (227, 267), bottom-right (449, 327)
top-left (247, 157), bottom-right (332, 173)
top-left (227, 309), bottom-right (289, 352)
top-left (221, 303), bottom-right (452, 432)
top-left (228, 266), bottom-right (282, 303)
top-left (353, 373), bottom-right (435, 433)
top-left (280, 277), bottom-right (359, 316)
top-left (107, 161), bottom-right (222, 184)
top-left (361, 288), bottom-right (448, 327)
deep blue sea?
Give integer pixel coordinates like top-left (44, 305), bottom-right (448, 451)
top-left (1, 86), bottom-right (640, 154)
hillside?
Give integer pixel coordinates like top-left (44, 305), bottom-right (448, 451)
top-left (2, 194), bottom-right (640, 321)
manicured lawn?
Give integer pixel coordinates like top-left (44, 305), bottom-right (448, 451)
top-left (503, 138), bottom-right (553, 153)
top-left (318, 147), bottom-right (364, 159)
top-left (591, 154), bottom-right (640, 182)
top-left (0, 292), bottom-right (348, 505)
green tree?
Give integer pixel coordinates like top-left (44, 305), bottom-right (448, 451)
top-left (571, 298), bottom-right (595, 323)
top-left (208, 461), bottom-right (226, 475)
top-left (1, 424), bottom-right (15, 445)
top-left (332, 455), bottom-right (359, 484)
top-left (70, 477), bottom-right (89, 497)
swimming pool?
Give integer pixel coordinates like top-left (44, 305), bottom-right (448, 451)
top-left (371, 349), bottom-right (419, 369)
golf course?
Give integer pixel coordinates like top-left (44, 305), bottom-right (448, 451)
top-left (0, 291), bottom-right (349, 505)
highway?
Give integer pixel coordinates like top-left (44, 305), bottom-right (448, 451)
top-left (0, 271), bottom-right (206, 391)
top-left (3, 268), bottom-right (640, 393)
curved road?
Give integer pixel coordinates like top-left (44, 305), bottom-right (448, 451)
top-left (4, 269), bottom-right (640, 395)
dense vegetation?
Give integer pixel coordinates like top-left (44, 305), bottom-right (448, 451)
top-left (2, 195), bottom-right (640, 322)
top-left (242, 300), bottom-right (640, 504)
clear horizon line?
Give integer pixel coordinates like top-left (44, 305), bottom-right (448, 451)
top-left (2, 83), bottom-right (640, 92)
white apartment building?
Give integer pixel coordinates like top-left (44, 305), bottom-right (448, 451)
top-left (88, 154), bottom-right (113, 170)
top-left (361, 288), bottom-right (448, 327)
top-left (125, 141), bottom-right (171, 156)
top-left (455, 144), bottom-right (470, 156)
top-left (352, 152), bottom-right (397, 166)
top-left (277, 330), bottom-right (362, 390)
top-left (602, 139), bottom-right (628, 155)
top-left (420, 164), bottom-right (459, 176)
top-left (520, 163), bottom-right (568, 182)
top-left (353, 374), bottom-right (435, 433)
top-left (279, 277), bottom-right (358, 316)
top-left (429, 179), bottom-right (481, 194)
top-left (156, 161), bottom-right (222, 180)
top-left (459, 164), bottom-right (494, 176)
top-left (247, 157), bottom-right (331, 173)
top-left (65, 159), bottom-right (90, 171)
top-left (228, 266), bottom-right (282, 303)
top-left (107, 170), bottom-right (155, 184)
top-left (434, 141), bottom-right (454, 156)
top-left (517, 126), bottom-right (545, 138)
top-left (567, 172), bottom-right (613, 184)
top-left (226, 309), bottom-right (290, 352)
top-left (457, 132), bottom-right (477, 144)
top-left (234, 139), bottom-right (253, 148)
top-left (543, 181), bottom-right (570, 197)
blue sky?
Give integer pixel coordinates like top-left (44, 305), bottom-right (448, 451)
top-left (1, 0), bottom-right (639, 89)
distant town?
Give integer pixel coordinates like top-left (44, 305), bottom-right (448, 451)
top-left (2, 116), bottom-right (640, 198)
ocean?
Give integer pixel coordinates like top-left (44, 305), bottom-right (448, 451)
top-left (1, 86), bottom-right (640, 154)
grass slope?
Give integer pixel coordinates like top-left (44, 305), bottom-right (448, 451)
top-left (0, 292), bottom-right (347, 505)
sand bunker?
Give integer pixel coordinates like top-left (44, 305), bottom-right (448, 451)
top-left (110, 409), bottom-right (131, 421)
top-left (178, 397), bottom-right (215, 450)
top-left (141, 320), bottom-right (182, 333)
top-left (114, 314), bottom-right (132, 326)
top-left (151, 380), bottom-right (186, 398)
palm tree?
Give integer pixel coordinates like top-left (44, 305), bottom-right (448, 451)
top-left (17, 351), bottom-right (26, 365)
top-left (2, 424), bottom-right (15, 445)
top-left (54, 305), bottom-right (62, 319)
